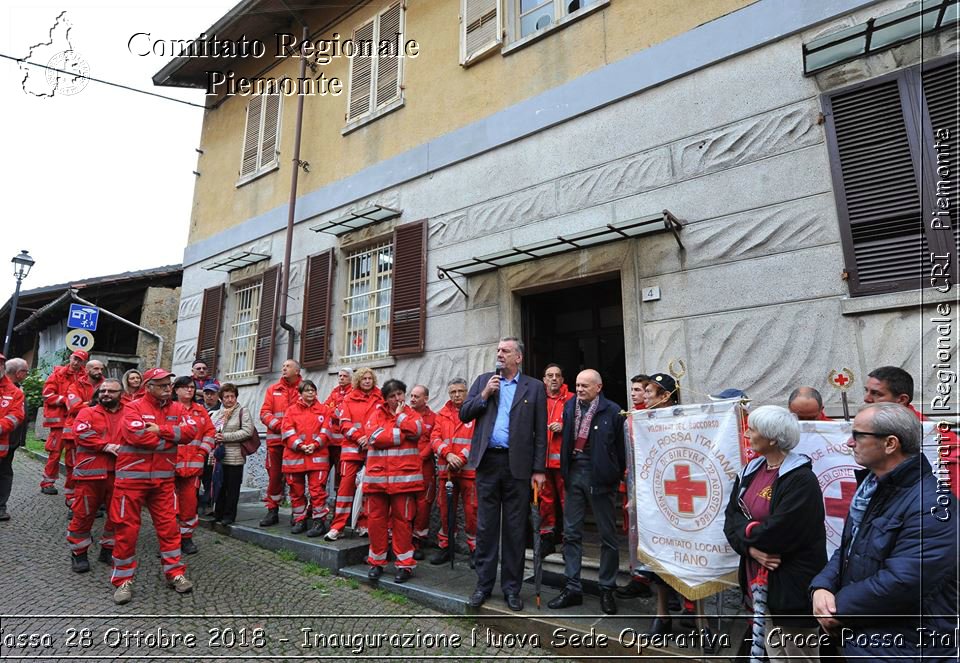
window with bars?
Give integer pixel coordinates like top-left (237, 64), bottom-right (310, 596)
top-left (226, 280), bottom-right (262, 379)
top-left (823, 57), bottom-right (958, 296)
top-left (342, 242), bottom-right (394, 361)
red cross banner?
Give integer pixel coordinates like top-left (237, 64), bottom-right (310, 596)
top-left (629, 400), bottom-right (743, 599)
top-left (794, 419), bottom-right (939, 557)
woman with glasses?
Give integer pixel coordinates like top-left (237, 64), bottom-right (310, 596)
top-left (723, 405), bottom-right (826, 663)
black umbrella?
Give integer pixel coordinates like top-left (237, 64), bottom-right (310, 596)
top-left (530, 483), bottom-right (543, 609)
top-left (445, 478), bottom-right (456, 568)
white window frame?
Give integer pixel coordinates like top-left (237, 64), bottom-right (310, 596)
top-left (236, 90), bottom-right (282, 186)
top-left (343, 2), bottom-right (406, 133)
top-left (505, 0), bottom-right (609, 52)
top-left (225, 280), bottom-right (262, 379)
top-left (341, 241), bottom-right (394, 363)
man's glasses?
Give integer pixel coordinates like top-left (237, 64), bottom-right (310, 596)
top-left (851, 430), bottom-right (886, 441)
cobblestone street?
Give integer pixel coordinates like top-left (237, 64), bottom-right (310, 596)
top-left (0, 454), bottom-right (567, 662)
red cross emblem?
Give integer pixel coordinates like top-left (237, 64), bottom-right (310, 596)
top-left (824, 480), bottom-right (857, 520)
top-left (664, 464), bottom-right (708, 514)
top-left (828, 368), bottom-right (855, 392)
top-left (352, 334), bottom-right (364, 350)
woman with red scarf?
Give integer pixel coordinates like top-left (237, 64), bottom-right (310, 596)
top-left (363, 379), bottom-right (422, 583)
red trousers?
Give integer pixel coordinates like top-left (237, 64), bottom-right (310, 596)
top-left (329, 459), bottom-right (367, 532)
top-left (109, 481), bottom-right (184, 587)
top-left (175, 475), bottom-right (200, 540)
top-left (436, 475), bottom-right (477, 551)
top-left (264, 444), bottom-right (285, 509)
top-left (67, 478), bottom-right (116, 555)
top-left (41, 429), bottom-right (63, 488)
top-left (413, 458), bottom-right (435, 545)
top-left (286, 470), bottom-right (329, 523)
top-left (328, 445), bottom-right (341, 494)
top-left (63, 440), bottom-right (77, 508)
top-left (367, 492), bottom-right (416, 568)
top-left (539, 468), bottom-right (565, 535)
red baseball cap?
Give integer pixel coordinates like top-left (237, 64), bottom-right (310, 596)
top-left (71, 350), bottom-right (89, 361)
top-left (143, 367), bottom-right (175, 382)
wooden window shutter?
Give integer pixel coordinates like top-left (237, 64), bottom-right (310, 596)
top-left (260, 93), bottom-right (281, 169)
top-left (376, 3), bottom-right (403, 109)
top-left (240, 96), bottom-right (262, 177)
top-left (389, 220), bottom-right (427, 356)
top-left (253, 265), bottom-right (280, 375)
top-left (196, 285), bottom-right (225, 375)
top-left (460, 0), bottom-right (501, 64)
top-left (347, 19), bottom-right (375, 121)
top-left (300, 250), bottom-right (335, 370)
top-left (922, 60), bottom-right (959, 259)
top-left (824, 74), bottom-right (926, 295)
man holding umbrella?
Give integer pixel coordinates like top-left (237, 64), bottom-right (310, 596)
top-left (547, 369), bottom-right (624, 615)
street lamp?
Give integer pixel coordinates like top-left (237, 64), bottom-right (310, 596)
top-left (3, 250), bottom-right (35, 356)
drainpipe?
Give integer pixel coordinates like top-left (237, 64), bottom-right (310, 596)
top-left (70, 291), bottom-right (164, 367)
top-left (278, 22), bottom-right (309, 361)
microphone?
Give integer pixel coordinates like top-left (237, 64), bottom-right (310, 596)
top-left (495, 361), bottom-right (504, 377)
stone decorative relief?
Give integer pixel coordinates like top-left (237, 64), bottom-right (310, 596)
top-left (470, 273), bottom-right (499, 309)
top-left (428, 212), bottom-right (467, 248)
top-left (178, 293), bottom-right (203, 320)
top-left (429, 186), bottom-right (556, 248)
top-left (288, 260), bottom-right (304, 289)
top-left (555, 147), bottom-right (672, 215)
top-left (642, 321), bottom-right (687, 376)
top-left (426, 280), bottom-right (464, 316)
top-left (174, 341), bottom-right (197, 364)
top-left (676, 106), bottom-right (821, 180)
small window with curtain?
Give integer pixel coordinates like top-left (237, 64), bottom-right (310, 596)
top-left (510, 0), bottom-right (604, 42)
top-left (342, 241), bottom-right (394, 361)
top-left (226, 280), bottom-right (262, 379)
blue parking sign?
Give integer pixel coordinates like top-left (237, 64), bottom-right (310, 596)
top-left (67, 304), bottom-right (99, 331)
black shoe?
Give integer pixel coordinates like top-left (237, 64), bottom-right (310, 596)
top-left (71, 552), bottom-right (90, 573)
top-left (291, 520), bottom-right (308, 534)
top-left (98, 547), bottom-right (112, 564)
top-left (306, 520), bottom-right (328, 538)
top-left (468, 551), bottom-right (476, 569)
top-left (368, 566), bottom-right (383, 581)
top-left (504, 594), bottom-right (523, 611)
top-left (221, 518), bottom-right (235, 526)
top-left (95, 505), bottom-right (106, 519)
top-left (646, 617), bottom-right (673, 637)
top-left (41, 486), bottom-right (58, 495)
top-left (394, 568), bottom-right (413, 583)
top-left (679, 606), bottom-right (696, 628)
top-left (429, 548), bottom-right (451, 565)
top-left (0, 507), bottom-right (9, 521)
top-left (182, 538), bottom-right (199, 555)
top-left (413, 549), bottom-right (425, 561)
top-left (547, 589), bottom-right (583, 610)
top-left (259, 508), bottom-right (279, 527)
top-left (600, 590), bottom-right (618, 615)
top-left (468, 589), bottom-right (490, 608)
top-left (615, 577), bottom-right (652, 599)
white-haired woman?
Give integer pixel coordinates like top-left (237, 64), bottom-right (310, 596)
top-left (724, 405), bottom-right (826, 663)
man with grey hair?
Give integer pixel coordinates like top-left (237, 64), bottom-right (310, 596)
top-left (0, 356), bottom-right (28, 520)
top-left (811, 403), bottom-right (958, 660)
top-left (462, 336), bottom-right (547, 611)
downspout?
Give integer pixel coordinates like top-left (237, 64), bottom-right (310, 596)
top-left (70, 291), bottom-right (164, 367)
top-left (278, 21), bottom-right (309, 360)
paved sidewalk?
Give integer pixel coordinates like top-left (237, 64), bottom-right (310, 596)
top-left (0, 454), bottom-right (572, 661)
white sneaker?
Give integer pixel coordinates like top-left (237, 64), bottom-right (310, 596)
top-left (167, 574), bottom-right (193, 594)
top-left (357, 527), bottom-right (368, 537)
top-left (324, 528), bottom-right (340, 541)
top-left (113, 580), bottom-right (134, 605)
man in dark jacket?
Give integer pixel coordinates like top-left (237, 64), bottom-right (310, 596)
top-left (548, 369), bottom-right (624, 615)
top-left (810, 403), bottom-right (958, 661)
top-left (461, 337), bottom-right (547, 611)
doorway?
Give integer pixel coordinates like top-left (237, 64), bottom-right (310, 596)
top-left (521, 276), bottom-right (627, 410)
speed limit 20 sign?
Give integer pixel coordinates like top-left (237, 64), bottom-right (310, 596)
top-left (66, 329), bottom-right (95, 353)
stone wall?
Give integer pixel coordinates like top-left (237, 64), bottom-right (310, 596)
top-left (137, 286), bottom-right (181, 369)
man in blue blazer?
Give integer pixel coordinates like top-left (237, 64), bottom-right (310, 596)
top-left (461, 337), bottom-right (547, 611)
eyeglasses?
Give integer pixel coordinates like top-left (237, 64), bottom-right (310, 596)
top-left (851, 430), bottom-right (886, 441)
top-left (100, 389), bottom-right (121, 394)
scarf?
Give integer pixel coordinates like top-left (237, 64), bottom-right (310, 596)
top-left (573, 397), bottom-right (600, 453)
top-left (846, 473), bottom-right (878, 556)
top-left (217, 403), bottom-right (239, 432)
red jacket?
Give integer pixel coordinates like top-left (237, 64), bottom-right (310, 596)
top-left (175, 402), bottom-right (216, 477)
top-left (545, 384), bottom-right (574, 469)
top-left (911, 404), bottom-right (959, 498)
top-left (324, 385), bottom-right (352, 448)
top-left (41, 365), bottom-right (80, 430)
top-left (430, 400), bottom-right (476, 479)
top-left (363, 403), bottom-right (422, 494)
top-left (64, 374), bottom-right (101, 440)
top-left (260, 375), bottom-right (302, 447)
top-left (280, 398), bottom-right (333, 474)
top-left (0, 375), bottom-right (25, 459)
top-left (120, 389), bottom-right (144, 404)
top-left (73, 403), bottom-right (125, 479)
top-left (336, 388), bottom-right (383, 461)
top-left (413, 406), bottom-right (436, 460)
top-left (118, 393), bottom-right (198, 485)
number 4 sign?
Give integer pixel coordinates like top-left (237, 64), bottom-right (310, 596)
top-left (66, 329), bottom-right (95, 353)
